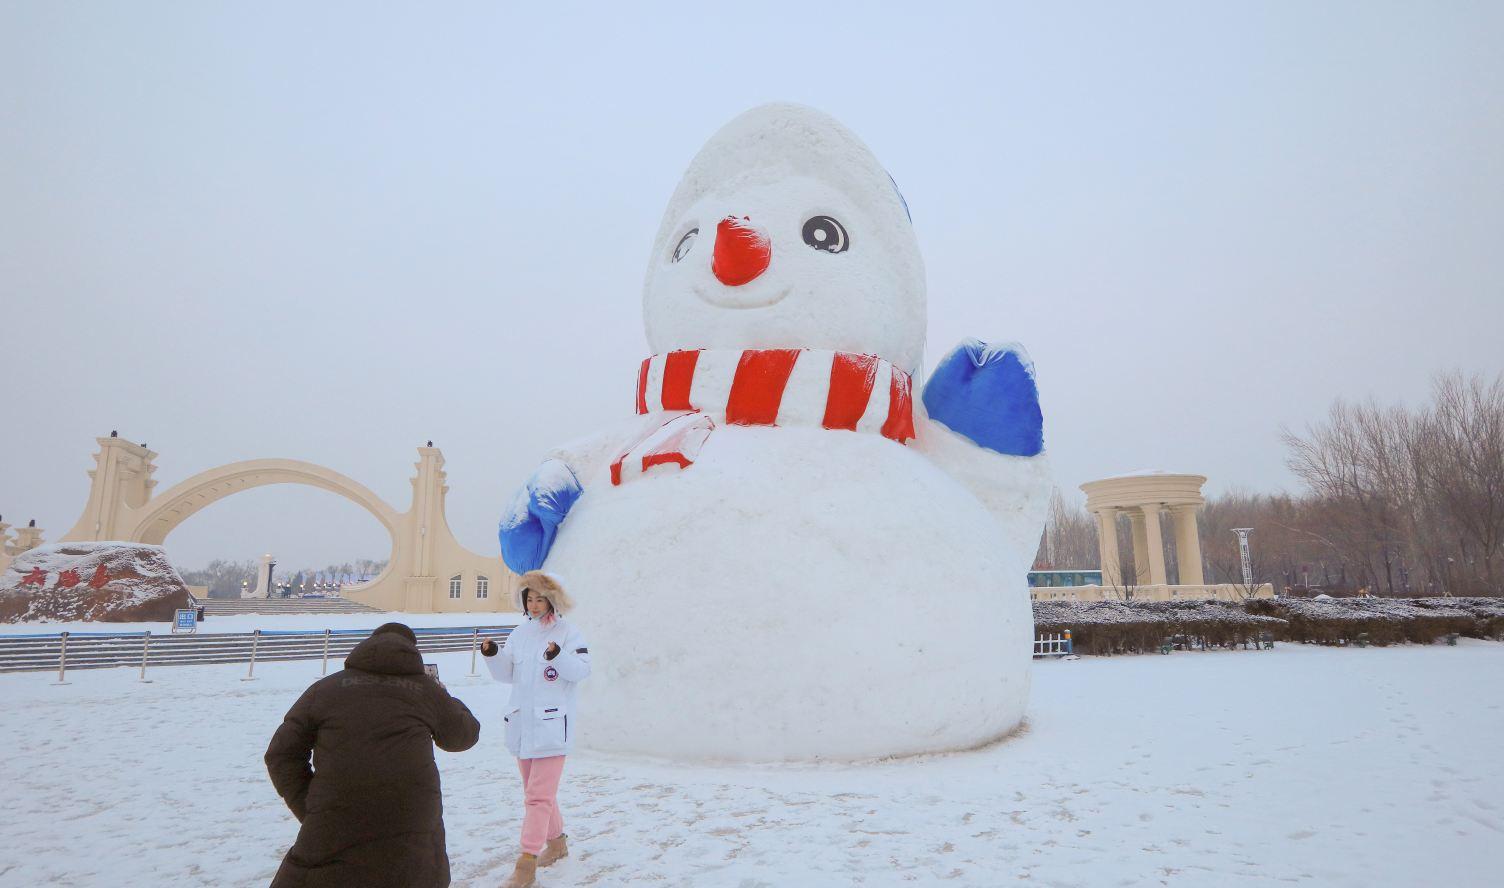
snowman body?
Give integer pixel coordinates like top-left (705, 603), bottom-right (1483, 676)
top-left (504, 104), bottom-right (1050, 762)
top-left (548, 423), bottom-right (1033, 761)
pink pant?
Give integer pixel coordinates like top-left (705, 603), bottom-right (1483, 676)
top-left (517, 755), bottom-right (566, 855)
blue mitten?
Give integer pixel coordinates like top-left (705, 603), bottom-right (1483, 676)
top-left (922, 339), bottom-right (1044, 457)
top-left (498, 459), bottom-right (582, 574)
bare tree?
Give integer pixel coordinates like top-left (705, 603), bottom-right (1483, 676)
top-left (1285, 400), bottom-right (1417, 594)
top-left (179, 559), bottom-right (258, 598)
top-left (1266, 371), bottom-right (1504, 596)
top-left (1417, 373), bottom-right (1504, 593)
top-left (1034, 488), bottom-right (1099, 570)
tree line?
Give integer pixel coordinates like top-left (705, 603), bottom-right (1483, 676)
top-left (181, 557), bottom-right (391, 598)
top-left (1035, 371), bottom-right (1504, 597)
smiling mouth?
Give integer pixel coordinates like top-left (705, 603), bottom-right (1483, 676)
top-left (692, 284), bottom-right (792, 310)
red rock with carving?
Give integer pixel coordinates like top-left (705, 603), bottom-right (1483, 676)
top-left (0, 543), bottom-right (193, 623)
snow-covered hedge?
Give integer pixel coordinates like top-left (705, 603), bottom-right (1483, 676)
top-left (1035, 597), bottom-right (1504, 654)
top-left (1033, 600), bottom-right (1287, 655)
top-left (1247, 596), bottom-right (1504, 646)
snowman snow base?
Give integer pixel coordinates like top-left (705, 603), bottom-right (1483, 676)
top-left (554, 427), bottom-right (1033, 763)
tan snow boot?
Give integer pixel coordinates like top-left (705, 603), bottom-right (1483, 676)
top-left (538, 833), bottom-right (569, 867)
top-left (501, 852), bottom-right (538, 888)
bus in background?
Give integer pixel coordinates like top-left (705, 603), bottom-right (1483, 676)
top-left (1027, 569), bottom-right (1102, 589)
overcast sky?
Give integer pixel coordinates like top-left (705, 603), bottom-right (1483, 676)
top-left (3, 2), bottom-right (1501, 571)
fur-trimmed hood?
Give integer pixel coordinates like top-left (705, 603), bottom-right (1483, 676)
top-left (515, 570), bottom-right (575, 615)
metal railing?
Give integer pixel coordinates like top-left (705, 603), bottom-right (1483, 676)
top-left (0, 625), bottom-right (516, 680)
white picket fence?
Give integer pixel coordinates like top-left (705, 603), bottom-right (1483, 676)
top-left (1033, 630), bottom-right (1074, 658)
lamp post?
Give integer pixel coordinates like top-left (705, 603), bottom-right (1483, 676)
top-left (1233, 528), bottom-right (1254, 590)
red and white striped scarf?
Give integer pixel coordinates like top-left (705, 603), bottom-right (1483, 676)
top-left (611, 348), bottom-right (915, 485)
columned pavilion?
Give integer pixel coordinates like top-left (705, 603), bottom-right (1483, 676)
top-left (1028, 471), bottom-right (1271, 603)
top-left (1081, 472), bottom-right (1207, 588)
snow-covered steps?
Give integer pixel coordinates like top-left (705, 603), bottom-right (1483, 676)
top-left (193, 597), bottom-right (380, 616)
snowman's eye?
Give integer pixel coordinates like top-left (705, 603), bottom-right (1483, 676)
top-left (802, 216), bottom-right (849, 253)
top-left (671, 228), bottom-right (698, 263)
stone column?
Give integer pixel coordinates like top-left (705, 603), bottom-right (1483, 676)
top-left (61, 436), bottom-right (158, 542)
top-left (409, 446), bottom-right (447, 580)
top-left (1129, 510), bottom-right (1151, 585)
top-left (11, 521), bottom-right (45, 555)
top-left (1142, 507), bottom-right (1168, 586)
top-left (248, 553), bottom-right (274, 599)
top-left (1094, 508), bottom-right (1122, 587)
top-left (1172, 506), bottom-right (1205, 585)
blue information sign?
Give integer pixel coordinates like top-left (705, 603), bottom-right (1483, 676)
top-left (173, 608), bottom-right (198, 634)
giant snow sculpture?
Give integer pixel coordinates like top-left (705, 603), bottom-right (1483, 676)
top-left (500, 104), bottom-right (1051, 761)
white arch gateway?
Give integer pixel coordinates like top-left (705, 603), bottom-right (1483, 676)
top-left (51, 435), bottom-right (517, 613)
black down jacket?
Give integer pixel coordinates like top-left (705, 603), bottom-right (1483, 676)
top-left (264, 629), bottom-right (481, 888)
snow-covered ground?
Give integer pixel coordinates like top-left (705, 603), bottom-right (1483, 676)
top-left (1, 639), bottom-right (1499, 887)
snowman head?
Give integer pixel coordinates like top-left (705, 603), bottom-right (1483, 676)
top-left (643, 104), bottom-right (926, 373)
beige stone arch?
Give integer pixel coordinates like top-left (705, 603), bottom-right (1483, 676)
top-left (127, 459), bottom-right (403, 547)
top-left (56, 436), bottom-right (517, 614)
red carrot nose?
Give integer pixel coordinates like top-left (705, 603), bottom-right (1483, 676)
top-left (712, 216), bottom-right (771, 286)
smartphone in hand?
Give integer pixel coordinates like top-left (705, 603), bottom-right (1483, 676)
top-left (424, 663), bottom-right (439, 681)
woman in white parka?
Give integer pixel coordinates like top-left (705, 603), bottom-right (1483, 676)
top-left (480, 570), bottom-right (590, 888)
